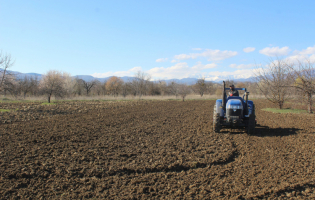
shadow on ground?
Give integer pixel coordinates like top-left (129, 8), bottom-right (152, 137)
top-left (220, 124), bottom-right (300, 137)
top-left (255, 124), bottom-right (301, 137)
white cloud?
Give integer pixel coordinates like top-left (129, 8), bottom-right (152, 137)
top-left (284, 54), bottom-right (308, 63)
top-left (259, 46), bottom-right (291, 56)
top-left (310, 54), bottom-right (315, 62)
top-left (192, 48), bottom-right (202, 51)
top-left (174, 49), bottom-right (238, 61)
top-left (299, 45), bottom-right (315, 55)
top-left (171, 59), bottom-right (177, 63)
top-left (229, 63), bottom-right (255, 69)
top-left (204, 64), bottom-right (217, 69)
top-left (284, 45), bottom-right (315, 63)
top-left (148, 62), bottom-right (217, 80)
top-left (92, 63), bottom-right (265, 81)
top-left (204, 68), bottom-right (263, 81)
top-left (130, 66), bottom-right (142, 72)
top-left (156, 58), bottom-right (168, 62)
top-left (174, 54), bottom-right (191, 60)
top-left (192, 61), bottom-right (217, 70)
top-left (148, 62), bottom-right (191, 79)
top-left (91, 66), bottom-right (143, 78)
top-left (243, 47), bottom-right (255, 53)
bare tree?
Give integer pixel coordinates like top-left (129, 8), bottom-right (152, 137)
top-left (0, 52), bottom-right (14, 92)
top-left (73, 78), bottom-right (84, 96)
top-left (206, 81), bottom-right (214, 95)
top-left (14, 75), bottom-right (40, 98)
top-left (213, 83), bottom-right (223, 96)
top-left (0, 75), bottom-right (29, 98)
top-left (63, 73), bottom-right (76, 98)
top-left (105, 76), bottom-right (123, 96)
top-left (93, 80), bottom-right (103, 96)
top-left (101, 81), bottom-right (107, 95)
top-left (288, 59), bottom-right (315, 113)
top-left (131, 71), bottom-right (151, 98)
top-left (40, 70), bottom-right (67, 103)
top-left (2, 77), bottom-right (19, 98)
top-left (254, 59), bottom-right (293, 109)
top-left (147, 82), bottom-right (161, 95)
top-left (244, 81), bottom-right (260, 96)
top-left (157, 80), bottom-right (167, 96)
top-left (121, 82), bottom-right (130, 97)
top-left (29, 76), bottom-right (40, 96)
top-left (168, 81), bottom-right (180, 98)
top-left (81, 79), bottom-right (97, 96)
top-left (195, 78), bottom-right (207, 97)
top-left (178, 84), bottom-right (191, 101)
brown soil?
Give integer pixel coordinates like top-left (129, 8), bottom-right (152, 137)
top-left (0, 99), bottom-right (315, 199)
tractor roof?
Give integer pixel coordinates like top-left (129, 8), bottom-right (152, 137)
top-left (225, 88), bottom-right (247, 92)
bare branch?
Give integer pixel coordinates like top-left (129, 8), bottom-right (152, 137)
top-left (253, 58), bottom-right (293, 109)
top-left (286, 59), bottom-right (315, 113)
top-left (40, 70), bottom-right (68, 103)
top-left (0, 52), bottom-right (15, 92)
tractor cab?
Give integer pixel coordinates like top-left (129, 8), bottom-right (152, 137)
top-left (224, 88), bottom-right (249, 116)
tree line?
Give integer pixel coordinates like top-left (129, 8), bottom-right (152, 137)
top-left (0, 68), bottom-right (262, 102)
top-left (1, 52), bottom-right (314, 112)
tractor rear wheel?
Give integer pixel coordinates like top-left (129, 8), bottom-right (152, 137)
top-left (213, 106), bottom-right (221, 133)
top-left (247, 105), bottom-right (255, 135)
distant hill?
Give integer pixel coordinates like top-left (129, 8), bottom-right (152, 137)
top-left (9, 71), bottom-right (255, 85)
top-left (13, 72), bottom-right (42, 79)
top-left (74, 75), bottom-right (108, 82)
top-left (160, 78), bottom-right (199, 85)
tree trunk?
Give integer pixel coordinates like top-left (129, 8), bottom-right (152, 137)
top-left (307, 93), bottom-right (313, 114)
top-left (48, 95), bottom-right (51, 103)
top-left (279, 101), bottom-right (283, 109)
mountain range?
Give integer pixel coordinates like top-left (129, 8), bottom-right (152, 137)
top-left (13, 71), bottom-right (254, 85)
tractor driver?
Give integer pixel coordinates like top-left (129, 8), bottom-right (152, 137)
top-left (229, 85), bottom-right (239, 96)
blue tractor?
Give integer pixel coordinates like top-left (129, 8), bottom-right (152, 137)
top-left (213, 81), bottom-right (256, 134)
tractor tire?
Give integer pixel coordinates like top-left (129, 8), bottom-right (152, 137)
top-left (213, 105), bottom-right (221, 133)
top-left (247, 105), bottom-right (255, 135)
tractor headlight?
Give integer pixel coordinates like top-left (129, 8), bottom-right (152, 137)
top-left (227, 105), bottom-right (243, 110)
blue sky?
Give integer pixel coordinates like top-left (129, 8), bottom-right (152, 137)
top-left (1, 0), bottom-right (315, 81)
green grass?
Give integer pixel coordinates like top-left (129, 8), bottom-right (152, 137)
top-left (0, 109), bottom-right (11, 112)
top-left (0, 108), bottom-right (19, 112)
top-left (0, 99), bottom-right (40, 103)
top-left (1, 98), bottom-right (11, 101)
top-left (262, 108), bottom-right (308, 114)
top-left (285, 101), bottom-right (315, 107)
top-left (41, 102), bottom-right (58, 105)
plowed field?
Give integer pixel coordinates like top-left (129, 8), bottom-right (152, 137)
top-left (0, 100), bottom-right (315, 199)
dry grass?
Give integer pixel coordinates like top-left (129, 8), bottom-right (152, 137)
top-left (0, 94), bottom-right (265, 102)
top-left (262, 107), bottom-right (308, 114)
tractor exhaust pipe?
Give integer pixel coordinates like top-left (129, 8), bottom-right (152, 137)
top-left (222, 81), bottom-right (226, 111)
top-left (245, 92), bottom-right (249, 106)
